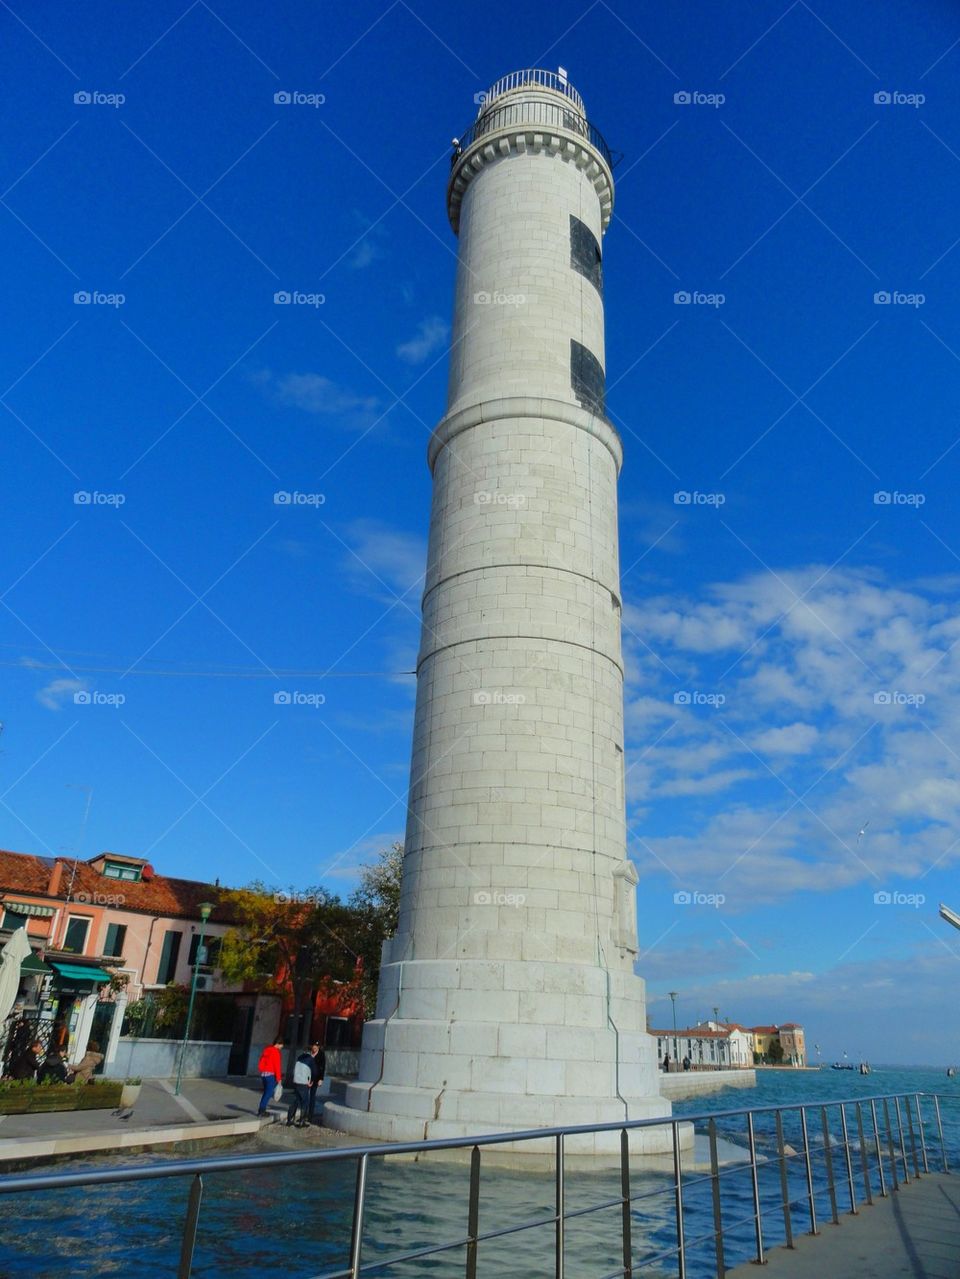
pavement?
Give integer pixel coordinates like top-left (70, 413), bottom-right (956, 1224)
top-left (727, 1171), bottom-right (960, 1278)
top-left (0, 1076), bottom-right (352, 1166)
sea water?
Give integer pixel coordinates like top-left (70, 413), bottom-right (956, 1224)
top-left (2, 1066), bottom-right (958, 1277)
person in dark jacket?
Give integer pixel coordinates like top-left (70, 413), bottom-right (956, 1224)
top-left (38, 1048), bottom-right (73, 1084)
top-left (306, 1042), bottom-right (326, 1124)
top-left (9, 1039), bottom-right (43, 1081)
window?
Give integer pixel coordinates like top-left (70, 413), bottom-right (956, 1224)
top-left (156, 930), bottom-right (182, 984)
top-left (2, 909), bottom-right (29, 932)
top-left (63, 916), bottom-right (91, 954)
top-left (187, 934), bottom-right (222, 968)
top-left (569, 214), bottom-right (603, 294)
top-left (570, 339), bottom-right (605, 416)
top-left (103, 923), bottom-right (127, 957)
top-left (103, 861), bottom-right (142, 881)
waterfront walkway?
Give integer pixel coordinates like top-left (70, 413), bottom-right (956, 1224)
top-left (728, 1171), bottom-right (960, 1278)
top-left (0, 1076), bottom-right (346, 1164)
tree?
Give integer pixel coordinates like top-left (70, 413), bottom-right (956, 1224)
top-left (768, 1039), bottom-right (785, 1065)
top-left (348, 842), bottom-right (403, 1014)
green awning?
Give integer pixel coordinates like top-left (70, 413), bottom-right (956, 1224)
top-left (49, 961), bottom-right (111, 984)
top-left (20, 952), bottom-right (51, 974)
top-left (3, 901), bottom-right (55, 917)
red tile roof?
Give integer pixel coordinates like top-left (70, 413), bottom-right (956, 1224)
top-left (650, 1027), bottom-right (731, 1039)
top-left (750, 1025), bottom-right (780, 1034)
top-left (0, 848), bottom-right (236, 923)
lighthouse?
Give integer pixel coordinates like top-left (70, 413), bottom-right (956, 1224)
top-left (325, 69), bottom-right (672, 1154)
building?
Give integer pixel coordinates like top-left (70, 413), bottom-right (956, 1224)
top-left (325, 68), bottom-right (673, 1153)
top-left (750, 1025), bottom-right (780, 1060)
top-left (652, 1028), bottom-right (732, 1070)
top-left (778, 1023), bottom-right (806, 1066)
top-left (0, 848), bottom-right (279, 1077)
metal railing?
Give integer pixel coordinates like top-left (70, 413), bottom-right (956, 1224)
top-left (477, 69), bottom-right (586, 117)
top-left (0, 1090), bottom-right (949, 1277)
top-left (454, 96), bottom-right (616, 171)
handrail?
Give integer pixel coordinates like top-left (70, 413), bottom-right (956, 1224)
top-left (477, 68), bottom-right (585, 116)
top-left (0, 1090), bottom-right (952, 1278)
top-left (453, 96), bottom-right (616, 171)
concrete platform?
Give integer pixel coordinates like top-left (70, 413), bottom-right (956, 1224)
top-left (728, 1172), bottom-right (960, 1278)
top-left (659, 1069), bottom-right (755, 1100)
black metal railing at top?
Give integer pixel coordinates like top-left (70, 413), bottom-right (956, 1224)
top-left (452, 95), bottom-right (618, 170)
top-left (0, 1090), bottom-right (951, 1279)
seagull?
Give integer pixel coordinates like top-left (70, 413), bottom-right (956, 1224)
top-left (857, 820), bottom-right (870, 843)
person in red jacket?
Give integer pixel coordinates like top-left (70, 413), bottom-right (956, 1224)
top-left (257, 1036), bottom-right (285, 1117)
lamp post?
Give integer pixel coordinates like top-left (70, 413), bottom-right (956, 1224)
top-left (940, 902), bottom-right (960, 931)
top-left (668, 991), bottom-right (678, 1063)
top-left (175, 902), bottom-right (213, 1096)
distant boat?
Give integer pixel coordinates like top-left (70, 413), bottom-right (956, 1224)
top-left (948, 1067), bottom-right (957, 1078)
top-left (859, 1062), bottom-right (871, 1074)
top-left (832, 1062), bottom-right (855, 1071)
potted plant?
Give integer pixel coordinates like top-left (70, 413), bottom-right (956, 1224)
top-left (120, 1077), bottom-right (142, 1107)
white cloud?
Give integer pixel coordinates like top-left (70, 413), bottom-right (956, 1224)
top-left (396, 316), bottom-right (448, 365)
top-left (36, 678), bottom-right (86, 710)
top-left (274, 374), bottom-right (381, 428)
top-left (751, 722), bottom-right (819, 755)
top-left (343, 520), bottom-right (427, 599)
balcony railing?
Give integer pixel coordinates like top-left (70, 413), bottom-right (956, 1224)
top-left (0, 1089), bottom-right (949, 1277)
top-left (454, 95), bottom-right (616, 170)
top-left (476, 68), bottom-right (586, 116)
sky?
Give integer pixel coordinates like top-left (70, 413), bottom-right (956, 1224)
top-left (3, 0), bottom-right (960, 1064)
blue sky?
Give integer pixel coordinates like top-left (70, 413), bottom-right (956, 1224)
top-left (4, 0), bottom-right (960, 1063)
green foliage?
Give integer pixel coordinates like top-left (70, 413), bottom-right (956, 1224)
top-left (768, 1040), bottom-right (785, 1064)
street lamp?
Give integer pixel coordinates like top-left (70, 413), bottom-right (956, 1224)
top-left (940, 902), bottom-right (960, 931)
top-left (175, 902), bottom-right (213, 1096)
top-left (669, 991), bottom-right (678, 1032)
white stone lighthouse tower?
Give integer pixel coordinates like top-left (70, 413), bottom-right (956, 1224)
top-left (325, 69), bottom-right (671, 1153)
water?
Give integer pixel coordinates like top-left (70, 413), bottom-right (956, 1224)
top-left (1, 1067), bottom-right (957, 1277)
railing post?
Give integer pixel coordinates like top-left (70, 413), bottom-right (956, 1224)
top-left (620, 1128), bottom-right (633, 1279)
top-left (915, 1096), bottom-right (929, 1174)
top-left (555, 1132), bottom-right (565, 1279)
top-left (934, 1094), bottom-right (949, 1172)
top-left (800, 1107), bottom-right (818, 1234)
top-left (883, 1099), bottom-right (899, 1191)
top-left (672, 1120), bottom-right (686, 1279)
top-left (465, 1145), bottom-right (480, 1279)
top-left (855, 1102), bottom-right (873, 1205)
top-left (894, 1097), bottom-right (910, 1183)
top-left (177, 1174), bottom-right (203, 1279)
top-left (839, 1104), bottom-right (857, 1214)
top-left (708, 1118), bottom-right (726, 1277)
top-left (775, 1110), bottom-right (793, 1249)
top-left (349, 1154), bottom-right (369, 1279)
top-left (747, 1112), bottom-right (764, 1263)
top-left (871, 1099), bottom-right (887, 1197)
top-left (821, 1107), bottom-right (839, 1225)
top-left (905, 1096), bottom-right (921, 1178)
